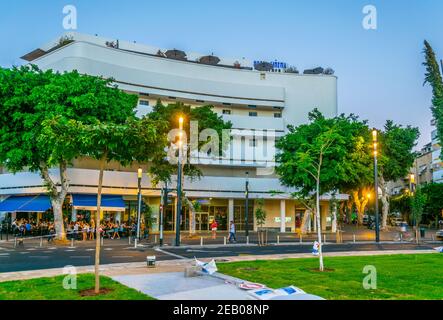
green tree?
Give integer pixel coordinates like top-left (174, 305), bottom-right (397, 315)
top-left (0, 66), bottom-right (136, 240)
top-left (276, 110), bottom-right (367, 271)
top-left (378, 121), bottom-right (420, 229)
top-left (421, 183), bottom-right (443, 227)
top-left (423, 40), bottom-right (443, 157)
top-left (147, 100), bottom-right (232, 236)
top-left (255, 198), bottom-right (267, 246)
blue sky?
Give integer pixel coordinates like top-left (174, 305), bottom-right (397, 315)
top-left (1, 0), bottom-right (442, 148)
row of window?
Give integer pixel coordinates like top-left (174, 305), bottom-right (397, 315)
top-left (222, 109), bottom-right (282, 118)
top-left (138, 99), bottom-right (282, 118)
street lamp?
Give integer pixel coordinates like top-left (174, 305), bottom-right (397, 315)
top-left (372, 129), bottom-right (380, 243)
top-left (175, 116), bottom-right (184, 246)
top-left (245, 171), bottom-right (249, 237)
top-left (135, 167), bottom-right (143, 248)
top-left (409, 174), bottom-right (416, 196)
top-left (159, 181), bottom-right (168, 247)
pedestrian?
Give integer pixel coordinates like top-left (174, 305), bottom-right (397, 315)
top-left (228, 221), bottom-right (236, 243)
top-left (210, 219), bottom-right (218, 239)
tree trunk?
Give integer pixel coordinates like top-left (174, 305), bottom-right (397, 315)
top-left (379, 176), bottom-right (389, 230)
top-left (186, 198), bottom-right (196, 236)
top-left (352, 190), bottom-right (369, 226)
top-left (40, 162), bottom-right (69, 240)
top-left (95, 155), bottom-right (106, 294)
top-left (331, 202), bottom-right (337, 233)
top-left (316, 178), bottom-right (324, 272)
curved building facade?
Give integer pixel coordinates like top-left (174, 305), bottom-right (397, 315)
top-left (0, 32), bottom-right (343, 233)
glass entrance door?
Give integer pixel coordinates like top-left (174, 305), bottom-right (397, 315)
top-left (196, 213), bottom-right (209, 231)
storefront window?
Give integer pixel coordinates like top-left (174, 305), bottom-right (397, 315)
top-left (234, 202), bottom-right (254, 231)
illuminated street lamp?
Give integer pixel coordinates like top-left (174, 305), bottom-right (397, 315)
top-left (175, 116), bottom-right (184, 246)
top-left (409, 173), bottom-right (416, 196)
top-left (372, 129), bottom-right (380, 243)
top-left (135, 167), bottom-right (143, 248)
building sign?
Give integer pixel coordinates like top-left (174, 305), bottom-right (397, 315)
top-left (254, 60), bottom-right (287, 69)
top-left (274, 217), bottom-right (292, 223)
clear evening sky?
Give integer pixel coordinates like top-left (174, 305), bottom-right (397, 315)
top-left (1, 0), bottom-right (442, 148)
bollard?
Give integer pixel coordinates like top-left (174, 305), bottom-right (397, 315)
top-left (323, 234), bottom-right (326, 243)
top-left (432, 235), bottom-right (435, 241)
top-left (14, 237), bottom-right (17, 248)
top-left (277, 235), bottom-right (280, 245)
top-left (353, 234), bottom-right (356, 243)
top-left (224, 236), bottom-right (226, 245)
top-left (40, 236), bottom-right (43, 248)
top-left (246, 236), bottom-right (249, 245)
top-left (154, 234), bottom-right (158, 244)
top-left (101, 236), bottom-right (104, 246)
top-left (71, 238), bottom-right (74, 248)
top-left (299, 234), bottom-right (302, 243)
top-left (128, 236), bottom-right (131, 245)
top-left (200, 237), bottom-right (203, 246)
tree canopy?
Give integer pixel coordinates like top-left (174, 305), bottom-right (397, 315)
top-left (423, 40), bottom-right (443, 156)
top-left (147, 100), bottom-right (232, 185)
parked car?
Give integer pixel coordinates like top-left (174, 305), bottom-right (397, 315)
top-left (391, 218), bottom-right (404, 227)
top-left (436, 230), bottom-right (443, 241)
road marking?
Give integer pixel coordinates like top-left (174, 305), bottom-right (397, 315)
top-left (26, 248), bottom-right (37, 251)
top-left (186, 249), bottom-right (230, 253)
top-left (155, 248), bottom-right (187, 260)
top-left (69, 256), bottom-right (91, 259)
top-left (104, 248), bottom-right (113, 251)
top-left (19, 252), bottom-right (29, 254)
top-left (65, 250), bottom-right (76, 252)
top-left (0, 253), bottom-right (9, 256)
top-left (86, 249), bottom-right (95, 251)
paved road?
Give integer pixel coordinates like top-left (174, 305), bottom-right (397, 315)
top-left (0, 241), bottom-right (439, 273)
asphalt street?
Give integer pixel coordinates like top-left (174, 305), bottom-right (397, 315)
top-left (0, 241), bottom-right (439, 273)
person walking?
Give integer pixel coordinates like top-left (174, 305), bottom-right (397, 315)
top-left (210, 219), bottom-right (218, 240)
top-left (228, 221), bottom-right (236, 243)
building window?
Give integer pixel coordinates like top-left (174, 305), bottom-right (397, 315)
top-left (260, 73), bottom-right (266, 80)
top-left (139, 100), bottom-right (150, 106)
top-left (248, 105), bottom-right (257, 109)
top-left (139, 92), bottom-right (149, 97)
top-left (222, 102), bottom-right (232, 106)
top-left (249, 112), bottom-right (258, 117)
top-left (274, 112), bottom-right (282, 118)
top-left (222, 109), bottom-right (231, 115)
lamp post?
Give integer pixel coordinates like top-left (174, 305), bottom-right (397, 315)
top-left (175, 116), bottom-right (184, 247)
top-left (159, 181), bottom-right (167, 247)
top-left (135, 168), bottom-right (143, 248)
top-left (245, 171), bottom-right (249, 237)
top-left (372, 129), bottom-right (380, 243)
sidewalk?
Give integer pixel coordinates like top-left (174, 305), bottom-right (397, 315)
top-left (0, 248), bottom-right (437, 283)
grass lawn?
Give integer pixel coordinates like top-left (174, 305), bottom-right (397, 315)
top-left (0, 273), bottom-right (154, 300)
top-left (218, 253), bottom-right (443, 300)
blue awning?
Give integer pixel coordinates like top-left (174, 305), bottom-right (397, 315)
top-left (71, 194), bottom-right (126, 212)
top-left (0, 195), bottom-right (51, 213)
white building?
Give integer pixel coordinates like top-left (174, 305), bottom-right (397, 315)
top-left (0, 32), bottom-right (343, 233)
